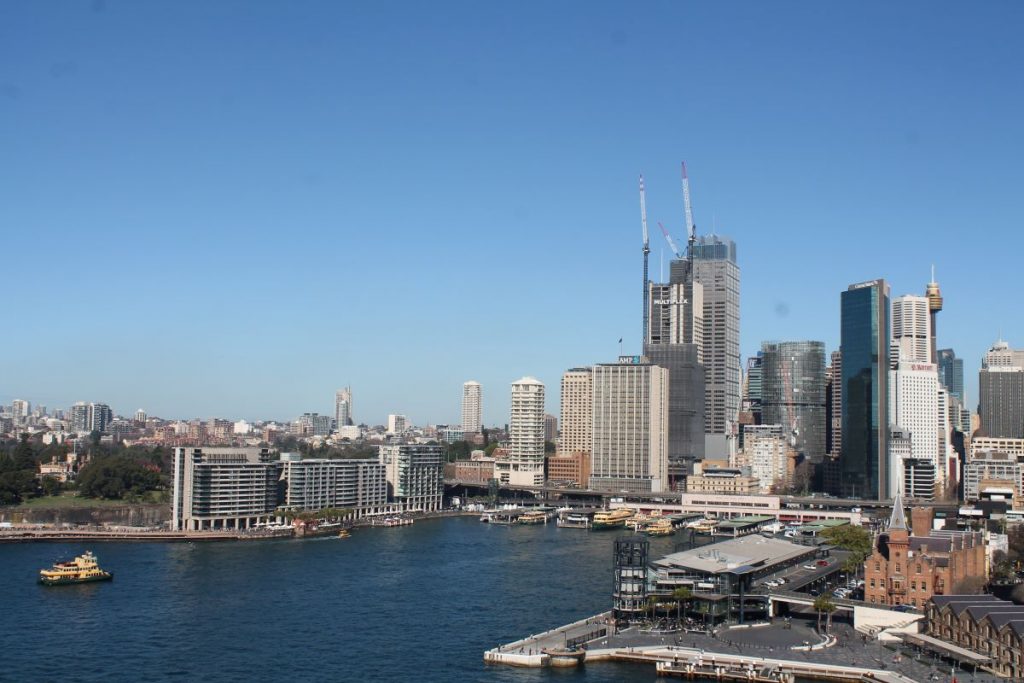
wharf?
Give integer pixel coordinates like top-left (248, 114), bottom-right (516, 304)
top-left (0, 528), bottom-right (293, 543)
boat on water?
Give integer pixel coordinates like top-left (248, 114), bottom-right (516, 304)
top-left (517, 510), bottom-right (548, 525)
top-left (645, 518), bottom-right (675, 537)
top-left (39, 551), bottom-right (113, 586)
top-left (591, 508), bottom-right (634, 530)
top-left (556, 512), bottom-right (592, 529)
top-left (690, 519), bottom-right (717, 535)
top-left (338, 529), bottom-right (352, 539)
top-left (378, 517), bottom-right (414, 528)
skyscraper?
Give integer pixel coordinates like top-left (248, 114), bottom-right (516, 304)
top-left (979, 341), bottom-right (1024, 439)
top-left (840, 279), bottom-right (890, 499)
top-left (642, 343), bottom-right (705, 483)
top-left (559, 368), bottom-right (593, 458)
top-left (496, 377), bottom-right (546, 486)
top-left (888, 359), bottom-right (940, 498)
top-left (335, 388), bottom-right (353, 428)
top-left (937, 349), bottom-right (964, 403)
top-left (760, 341), bottom-right (827, 462)
top-left (691, 234), bottom-right (741, 442)
top-left (827, 350), bottom-right (842, 456)
top-left (891, 295), bottom-right (932, 364)
top-left (88, 403), bottom-right (112, 433)
top-left (461, 380), bottom-right (482, 432)
top-left (648, 259), bottom-right (704, 355)
top-left (590, 358), bottom-right (669, 493)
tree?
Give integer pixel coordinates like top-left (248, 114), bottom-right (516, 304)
top-left (820, 524), bottom-right (872, 570)
top-left (813, 594), bottom-right (836, 634)
top-left (40, 476), bottom-right (62, 497)
top-left (673, 587), bottom-right (693, 624)
top-left (484, 443), bottom-right (499, 456)
top-left (77, 456), bottom-right (162, 500)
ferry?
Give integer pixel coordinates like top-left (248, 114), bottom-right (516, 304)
top-left (591, 508), bottom-right (634, 530)
top-left (517, 510), bottom-right (548, 525)
top-left (645, 518), bottom-right (675, 537)
top-left (39, 551), bottom-right (113, 586)
top-left (689, 519), bottom-right (718, 535)
top-left (338, 529), bottom-right (352, 539)
top-left (556, 511), bottom-right (592, 529)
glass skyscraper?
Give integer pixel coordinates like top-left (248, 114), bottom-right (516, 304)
top-left (937, 348), bottom-right (964, 403)
top-left (760, 341), bottom-right (827, 462)
top-left (840, 279), bottom-right (890, 499)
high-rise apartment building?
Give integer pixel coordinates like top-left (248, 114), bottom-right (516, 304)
top-left (10, 399), bottom-right (30, 420)
top-left (335, 388), bottom-right (353, 428)
top-left (888, 360), bottom-right (941, 499)
top-left (760, 341), bottom-right (827, 462)
top-left (840, 279), bottom-right (890, 499)
top-left (296, 412), bottom-right (332, 437)
top-left (68, 402), bottom-right (90, 433)
top-left (891, 295), bottom-right (932, 364)
top-left (544, 414), bottom-right (558, 443)
top-left (937, 349), bottom-right (964, 403)
top-left (279, 458), bottom-right (388, 516)
top-left (691, 234), bottom-right (741, 439)
top-left (589, 357), bottom-right (669, 493)
top-left (88, 403), bottom-right (112, 433)
top-left (742, 424), bottom-right (792, 494)
top-left (979, 341), bottom-right (1024, 439)
top-left (378, 444), bottom-right (444, 512)
top-left (171, 447), bottom-right (281, 531)
top-left (134, 409), bottom-right (147, 425)
top-left (387, 414), bottom-right (408, 435)
top-left (559, 368), bottom-right (592, 458)
top-left (496, 377), bottom-right (546, 486)
top-left (461, 381), bottom-right (482, 432)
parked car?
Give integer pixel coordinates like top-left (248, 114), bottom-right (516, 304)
top-left (803, 565), bottom-right (816, 570)
top-left (816, 560), bottom-right (829, 567)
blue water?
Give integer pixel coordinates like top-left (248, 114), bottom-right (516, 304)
top-left (0, 517), bottom-right (687, 682)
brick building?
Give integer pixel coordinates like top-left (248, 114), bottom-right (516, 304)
top-left (864, 492), bottom-right (985, 609)
top-left (545, 452), bottom-right (590, 487)
top-left (926, 595), bottom-right (1024, 677)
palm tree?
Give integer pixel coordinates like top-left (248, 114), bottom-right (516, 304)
top-left (813, 593), bottom-right (837, 634)
top-left (673, 587), bottom-right (693, 626)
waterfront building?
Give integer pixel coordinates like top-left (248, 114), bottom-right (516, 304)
top-left (863, 494), bottom-right (984, 608)
top-left (461, 381), bottom-right (482, 433)
top-left (926, 596), bottom-right (1024, 678)
top-left (387, 414), bottom-right (408, 435)
top-left (545, 452), bottom-right (590, 488)
top-left (171, 447), bottom-right (281, 531)
top-left (495, 377), bottom-right (546, 487)
top-left (684, 466), bottom-right (759, 495)
top-left (642, 342), bottom-right (705, 482)
top-left (279, 458), bottom-right (387, 516)
top-left (559, 367), bottom-right (593, 461)
top-left (590, 358), bottom-right (669, 493)
top-left (760, 340), bottom-right (826, 462)
top-left (840, 279), bottom-right (890, 499)
top-left (379, 444), bottom-right (443, 512)
top-left (691, 234), bottom-right (741, 440)
top-left (891, 294), bottom-right (932, 364)
top-left (887, 360), bottom-right (941, 498)
top-left (980, 341), bottom-right (1024, 439)
top-left (742, 424), bottom-right (793, 494)
top-left (335, 387), bottom-right (353, 428)
top-left (937, 349), bottom-right (964, 403)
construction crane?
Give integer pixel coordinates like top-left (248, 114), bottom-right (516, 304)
top-left (658, 221), bottom-right (683, 260)
top-left (680, 161), bottom-right (697, 256)
top-left (640, 175), bottom-right (651, 346)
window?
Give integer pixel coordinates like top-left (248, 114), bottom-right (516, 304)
top-left (870, 579), bottom-right (876, 587)
top-left (917, 564), bottom-right (922, 574)
top-left (911, 581), bottom-right (917, 590)
top-left (922, 581), bottom-right (927, 591)
top-left (875, 562), bottom-right (880, 571)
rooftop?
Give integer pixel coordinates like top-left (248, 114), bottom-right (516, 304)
top-left (652, 535), bottom-right (812, 575)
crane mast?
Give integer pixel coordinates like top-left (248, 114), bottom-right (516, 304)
top-left (681, 161), bottom-right (697, 257)
top-left (640, 175), bottom-right (651, 346)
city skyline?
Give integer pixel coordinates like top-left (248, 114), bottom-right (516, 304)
top-left (4, 3), bottom-right (1023, 424)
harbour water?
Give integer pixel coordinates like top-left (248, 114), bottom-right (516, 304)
top-left (0, 516), bottom-right (691, 682)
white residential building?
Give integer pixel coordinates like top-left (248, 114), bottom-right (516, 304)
top-left (461, 381), bottom-right (482, 433)
top-left (387, 414), bottom-right (408, 435)
top-left (559, 368), bottom-right (593, 458)
top-left (379, 444), bottom-right (443, 512)
top-left (495, 377), bottom-right (546, 486)
top-left (742, 424), bottom-right (790, 494)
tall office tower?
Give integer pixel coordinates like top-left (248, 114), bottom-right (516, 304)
top-left (11, 399), bottom-right (30, 420)
top-left (925, 272), bottom-right (943, 365)
top-left (744, 354), bottom-right (763, 419)
top-left (979, 341), bottom-right (1024, 438)
top-left (88, 403), bottom-right (112, 433)
top-left (642, 343), bottom-right (705, 484)
top-left (544, 414), bottom-right (558, 443)
top-left (826, 351), bottom-right (843, 456)
top-left (891, 295), bottom-right (932, 364)
top-left (888, 359), bottom-right (941, 499)
top-left (590, 358), bottom-right (669, 493)
top-left (335, 388), bottom-right (353, 428)
top-left (840, 279), bottom-right (890, 499)
top-left (387, 414), bottom-right (408, 435)
top-left (648, 258), bottom-right (704, 356)
top-left (937, 349), bottom-right (964, 402)
top-left (461, 381), bottom-right (482, 432)
top-left (760, 341), bottom-right (827, 462)
top-left (646, 256), bottom-right (706, 482)
top-left (69, 402), bottom-right (90, 432)
top-left (559, 368), bottom-right (593, 458)
top-left (691, 235), bottom-right (741, 441)
top-left (496, 377), bottom-right (546, 486)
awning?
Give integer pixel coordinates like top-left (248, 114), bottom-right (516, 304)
top-left (897, 632), bottom-right (992, 665)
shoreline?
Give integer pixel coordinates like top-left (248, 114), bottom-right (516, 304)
top-left (0, 509), bottom-right (478, 543)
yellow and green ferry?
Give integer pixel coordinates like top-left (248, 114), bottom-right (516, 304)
top-left (39, 551), bottom-right (113, 586)
top-left (591, 508), bottom-right (634, 530)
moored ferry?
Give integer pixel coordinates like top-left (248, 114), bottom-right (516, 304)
top-left (517, 510), bottom-right (548, 525)
top-left (645, 518), bottom-right (675, 536)
top-left (39, 551), bottom-right (113, 586)
top-left (591, 508), bottom-right (634, 530)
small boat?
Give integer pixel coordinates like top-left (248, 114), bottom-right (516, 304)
top-left (338, 529), bottom-right (352, 539)
top-left (39, 551), bottom-right (113, 586)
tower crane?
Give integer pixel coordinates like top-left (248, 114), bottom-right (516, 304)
top-left (681, 161), bottom-right (697, 256)
top-left (658, 221), bottom-right (683, 260)
top-left (640, 175), bottom-right (651, 346)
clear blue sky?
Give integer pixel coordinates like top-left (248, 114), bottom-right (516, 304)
top-left (2, 1), bottom-right (1022, 426)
